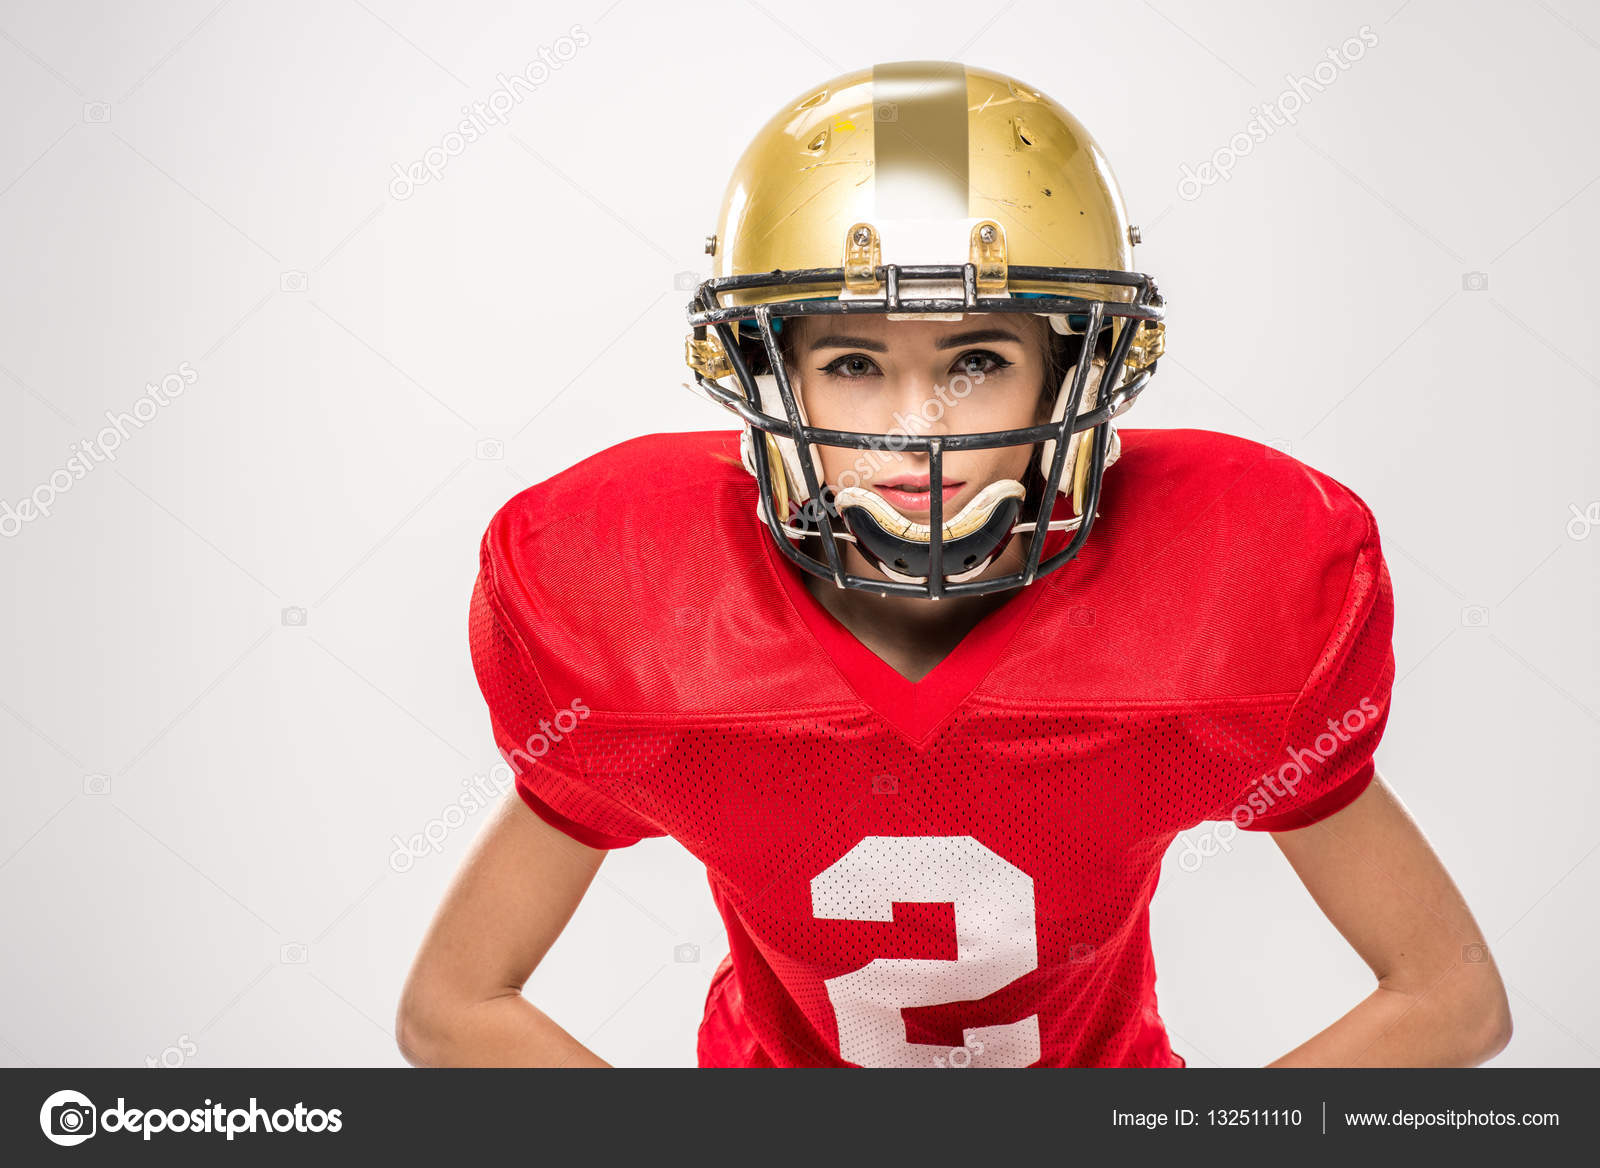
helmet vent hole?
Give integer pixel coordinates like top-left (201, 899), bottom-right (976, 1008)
top-left (893, 558), bottom-right (909, 570)
top-left (963, 555), bottom-right (978, 567)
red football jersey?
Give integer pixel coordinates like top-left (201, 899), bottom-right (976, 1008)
top-left (467, 428), bottom-right (1395, 1067)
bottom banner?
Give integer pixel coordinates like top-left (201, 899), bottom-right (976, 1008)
top-left (3, 1067), bottom-right (1590, 1160)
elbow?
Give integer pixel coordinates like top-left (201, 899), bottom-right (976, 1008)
top-left (394, 997), bottom-right (434, 1067)
top-left (1453, 965), bottom-right (1513, 1065)
top-left (395, 984), bottom-right (454, 1068)
top-left (1380, 958), bottom-right (1513, 1065)
top-left (1472, 990), bottom-right (1514, 1064)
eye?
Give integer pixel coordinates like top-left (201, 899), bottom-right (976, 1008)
top-left (818, 354), bottom-right (880, 378)
top-left (954, 350), bottom-right (1013, 377)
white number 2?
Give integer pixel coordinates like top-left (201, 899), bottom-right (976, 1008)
top-left (810, 835), bottom-right (1042, 1068)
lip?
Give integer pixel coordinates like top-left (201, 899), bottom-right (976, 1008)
top-left (871, 479), bottom-right (965, 510)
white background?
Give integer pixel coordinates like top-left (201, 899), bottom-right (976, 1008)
top-left (1, 0), bottom-right (1595, 1067)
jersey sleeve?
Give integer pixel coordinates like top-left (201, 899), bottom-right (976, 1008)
top-left (1232, 494), bottom-right (1396, 832)
top-left (468, 539), bottom-right (665, 850)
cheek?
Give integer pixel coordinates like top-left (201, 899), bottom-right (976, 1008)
top-left (812, 441), bottom-right (869, 490)
top-left (801, 383), bottom-right (881, 434)
top-left (962, 442), bottom-right (1034, 484)
top-left (954, 383), bottom-right (1048, 440)
top-left (954, 389), bottom-right (1044, 479)
top-left (795, 379), bottom-right (884, 486)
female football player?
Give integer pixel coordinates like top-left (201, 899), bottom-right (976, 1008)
top-left (398, 61), bottom-right (1511, 1069)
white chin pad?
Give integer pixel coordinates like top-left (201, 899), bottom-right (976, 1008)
top-left (833, 478), bottom-right (1026, 542)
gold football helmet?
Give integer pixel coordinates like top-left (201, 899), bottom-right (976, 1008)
top-left (685, 60), bottom-right (1165, 598)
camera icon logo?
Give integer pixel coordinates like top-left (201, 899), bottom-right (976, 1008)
top-left (39, 1090), bottom-right (97, 1146)
top-left (281, 606), bottom-right (308, 627)
top-left (673, 271), bottom-right (701, 292)
top-left (1068, 942), bottom-right (1097, 964)
top-left (1462, 942), bottom-right (1488, 963)
top-left (874, 101), bottom-right (898, 123)
top-left (475, 438), bottom-right (505, 461)
top-left (871, 773), bottom-right (898, 795)
top-left (1067, 606), bottom-right (1095, 627)
top-left (280, 270), bottom-right (309, 293)
top-left (1460, 605), bottom-right (1490, 628)
top-left (673, 942), bottom-right (699, 963)
top-left (83, 102), bottom-right (111, 124)
top-left (1461, 271), bottom-right (1489, 292)
top-left (280, 942), bottom-right (308, 964)
top-left (83, 773), bottom-right (111, 796)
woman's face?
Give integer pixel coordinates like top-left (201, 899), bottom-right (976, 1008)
top-left (784, 312), bottom-right (1053, 528)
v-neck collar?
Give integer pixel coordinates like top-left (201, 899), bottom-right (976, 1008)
top-left (759, 510), bottom-right (1073, 745)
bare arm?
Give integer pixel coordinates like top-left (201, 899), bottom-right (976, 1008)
top-left (396, 793), bottom-right (613, 1067)
top-left (1264, 770), bottom-right (1512, 1067)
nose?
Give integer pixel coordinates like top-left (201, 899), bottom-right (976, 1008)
top-left (887, 372), bottom-right (952, 438)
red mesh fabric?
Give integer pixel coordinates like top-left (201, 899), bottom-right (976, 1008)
top-left (466, 428), bottom-right (1394, 1067)
top-left (469, 557), bottom-right (666, 849)
top-left (1232, 534), bottom-right (1392, 832)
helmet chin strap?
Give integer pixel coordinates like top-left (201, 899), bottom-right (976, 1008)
top-left (834, 479), bottom-right (1026, 585)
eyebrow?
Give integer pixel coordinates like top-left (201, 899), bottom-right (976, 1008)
top-left (804, 327), bottom-right (1025, 353)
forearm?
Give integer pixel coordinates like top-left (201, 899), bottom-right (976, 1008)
top-left (1267, 979), bottom-right (1507, 1067)
top-left (399, 990), bottom-right (611, 1068)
